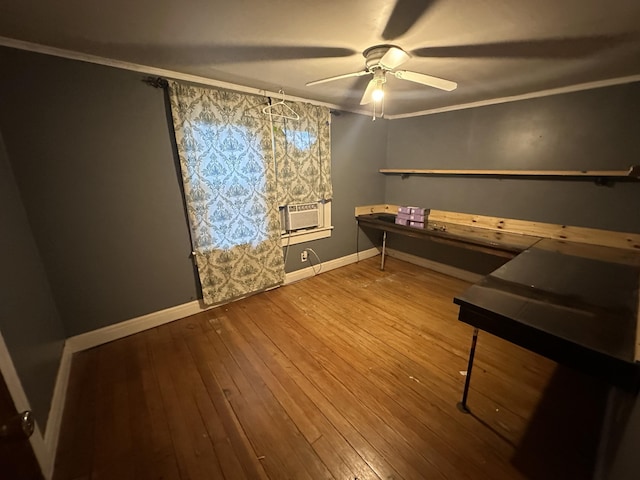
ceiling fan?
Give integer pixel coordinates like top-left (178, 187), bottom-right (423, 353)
top-left (306, 44), bottom-right (457, 107)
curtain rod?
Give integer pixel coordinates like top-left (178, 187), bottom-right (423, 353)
top-left (142, 76), bottom-right (341, 117)
top-left (142, 76), bottom-right (286, 101)
top-left (142, 76), bottom-right (168, 89)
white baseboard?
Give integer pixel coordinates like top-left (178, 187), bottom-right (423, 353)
top-left (30, 426), bottom-right (51, 479)
top-left (64, 247), bottom-right (381, 355)
top-left (65, 299), bottom-right (206, 353)
top-left (284, 247), bottom-right (380, 284)
top-left (41, 346), bottom-right (73, 479)
top-left (43, 299), bottom-right (208, 478)
top-left (385, 248), bottom-right (483, 283)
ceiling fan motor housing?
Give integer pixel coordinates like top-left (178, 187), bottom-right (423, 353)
top-left (364, 45), bottom-right (397, 70)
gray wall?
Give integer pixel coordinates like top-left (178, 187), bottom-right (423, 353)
top-left (0, 132), bottom-right (65, 430)
top-left (384, 83), bottom-right (640, 272)
top-left (0, 47), bottom-right (387, 338)
top-left (0, 47), bottom-right (199, 337)
top-left (385, 83), bottom-right (640, 231)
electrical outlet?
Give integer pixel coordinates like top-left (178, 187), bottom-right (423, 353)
top-left (301, 250), bottom-right (308, 262)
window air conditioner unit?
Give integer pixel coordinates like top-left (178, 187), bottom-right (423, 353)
top-left (284, 203), bottom-right (319, 231)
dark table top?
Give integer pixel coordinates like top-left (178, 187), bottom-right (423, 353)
top-left (454, 238), bottom-right (640, 390)
top-left (357, 213), bottom-right (540, 258)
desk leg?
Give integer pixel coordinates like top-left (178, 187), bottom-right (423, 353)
top-left (457, 328), bottom-right (479, 414)
top-left (380, 231), bottom-right (387, 271)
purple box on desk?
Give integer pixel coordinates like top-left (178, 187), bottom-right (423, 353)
top-left (398, 206), bottom-right (412, 214)
top-left (409, 221), bottom-right (425, 229)
top-left (395, 217), bottom-right (410, 226)
top-left (397, 212), bottom-right (411, 221)
top-left (410, 207), bottom-right (430, 216)
top-left (408, 214), bottom-right (425, 222)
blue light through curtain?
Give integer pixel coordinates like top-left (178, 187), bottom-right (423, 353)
top-left (168, 81), bottom-right (284, 305)
top-left (272, 101), bottom-right (332, 206)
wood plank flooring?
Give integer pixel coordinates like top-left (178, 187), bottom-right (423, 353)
top-left (53, 257), bottom-right (607, 480)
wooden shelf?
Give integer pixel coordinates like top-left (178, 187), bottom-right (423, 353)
top-left (379, 165), bottom-right (639, 179)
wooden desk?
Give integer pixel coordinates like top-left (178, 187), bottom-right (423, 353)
top-left (357, 213), bottom-right (541, 269)
top-left (454, 238), bottom-right (640, 412)
top-left (357, 211), bottom-right (640, 394)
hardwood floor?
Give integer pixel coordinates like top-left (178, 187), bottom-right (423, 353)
top-left (53, 257), bottom-right (607, 480)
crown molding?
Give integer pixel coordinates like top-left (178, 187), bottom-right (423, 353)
top-left (2, 36), bottom-right (638, 120)
top-left (0, 36), bottom-right (353, 113)
top-left (386, 75), bottom-right (640, 119)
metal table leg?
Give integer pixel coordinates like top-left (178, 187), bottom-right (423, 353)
top-left (380, 231), bottom-right (387, 271)
top-left (457, 328), bottom-right (479, 413)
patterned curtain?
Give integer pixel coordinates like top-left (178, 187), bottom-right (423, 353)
top-left (272, 101), bottom-right (332, 205)
top-left (168, 81), bottom-right (284, 305)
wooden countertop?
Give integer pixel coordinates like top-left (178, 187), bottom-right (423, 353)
top-left (357, 213), bottom-right (541, 258)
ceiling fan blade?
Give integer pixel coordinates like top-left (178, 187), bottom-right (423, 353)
top-left (360, 79), bottom-right (378, 105)
top-left (379, 47), bottom-right (411, 70)
top-left (411, 34), bottom-right (635, 59)
top-left (381, 0), bottom-right (438, 41)
top-left (306, 70), bottom-right (369, 86)
top-left (394, 70), bottom-right (457, 91)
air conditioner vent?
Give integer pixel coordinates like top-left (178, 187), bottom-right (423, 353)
top-left (284, 203), bottom-right (319, 231)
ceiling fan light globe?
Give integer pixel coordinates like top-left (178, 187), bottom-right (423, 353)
top-left (372, 88), bottom-right (384, 102)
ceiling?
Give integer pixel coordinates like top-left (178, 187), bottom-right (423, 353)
top-left (1, 0), bottom-right (640, 118)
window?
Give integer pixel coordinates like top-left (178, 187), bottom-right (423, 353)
top-left (168, 82), bottom-right (333, 304)
top-left (191, 121), bottom-right (271, 250)
top-left (168, 83), bottom-right (286, 305)
top-left (272, 102), bottom-right (333, 245)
